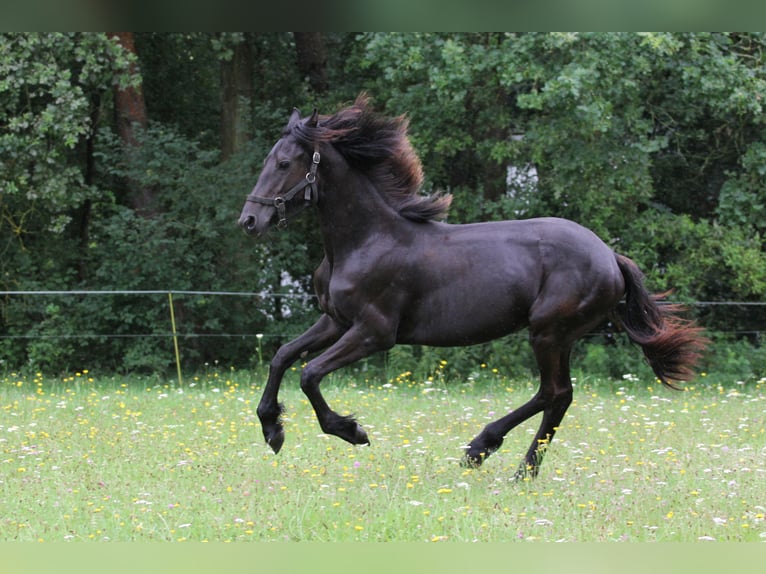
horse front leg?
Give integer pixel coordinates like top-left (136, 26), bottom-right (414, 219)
top-left (299, 325), bottom-right (393, 446)
top-left (257, 314), bottom-right (345, 453)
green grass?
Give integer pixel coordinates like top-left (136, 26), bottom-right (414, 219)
top-left (1, 366), bottom-right (764, 542)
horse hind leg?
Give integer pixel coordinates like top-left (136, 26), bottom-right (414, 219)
top-left (463, 331), bottom-right (575, 479)
top-left (463, 389), bottom-right (547, 467)
top-left (509, 267), bottom-right (620, 477)
top-left (513, 332), bottom-right (575, 479)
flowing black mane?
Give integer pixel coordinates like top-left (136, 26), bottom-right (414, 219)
top-left (292, 95), bottom-right (452, 222)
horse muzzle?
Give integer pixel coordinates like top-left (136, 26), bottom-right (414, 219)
top-left (238, 213), bottom-right (258, 236)
top-left (238, 206), bottom-right (272, 237)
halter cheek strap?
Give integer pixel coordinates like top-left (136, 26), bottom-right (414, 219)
top-left (246, 150), bottom-right (320, 229)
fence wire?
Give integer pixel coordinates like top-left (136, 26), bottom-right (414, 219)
top-left (0, 290), bottom-right (316, 341)
top-left (2, 290), bottom-right (763, 385)
top-left (1, 290), bottom-right (764, 341)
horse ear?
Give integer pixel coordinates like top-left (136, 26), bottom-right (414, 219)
top-left (287, 108), bottom-right (302, 129)
top-left (307, 108), bottom-right (319, 128)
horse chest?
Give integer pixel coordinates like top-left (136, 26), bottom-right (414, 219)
top-left (321, 263), bottom-right (404, 325)
top-left (318, 271), bottom-right (361, 325)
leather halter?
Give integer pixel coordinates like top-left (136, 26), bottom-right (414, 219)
top-left (245, 150), bottom-right (320, 229)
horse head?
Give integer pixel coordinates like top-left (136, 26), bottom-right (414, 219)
top-left (238, 108), bottom-right (320, 236)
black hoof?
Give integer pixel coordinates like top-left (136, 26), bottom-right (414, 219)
top-left (463, 436), bottom-right (502, 468)
top-left (325, 415), bottom-right (369, 446)
top-left (460, 444), bottom-right (491, 468)
top-left (513, 461), bottom-right (537, 481)
top-left (264, 427), bottom-right (285, 454)
top-left (461, 456), bottom-right (482, 468)
top-left (352, 423), bottom-right (370, 446)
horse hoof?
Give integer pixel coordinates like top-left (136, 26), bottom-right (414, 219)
top-left (460, 457), bottom-right (480, 469)
top-left (513, 462), bottom-right (537, 481)
top-left (461, 447), bottom-right (485, 468)
top-left (460, 452), bottom-right (484, 468)
top-left (353, 424), bottom-right (370, 446)
top-left (265, 429), bottom-right (285, 454)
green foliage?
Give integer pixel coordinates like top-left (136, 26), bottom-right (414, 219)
top-left (0, 33), bottom-right (133, 234)
top-left (1, 32), bottom-right (765, 377)
top-left (717, 141), bottom-right (766, 234)
top-left (384, 336), bottom-right (538, 387)
top-left (704, 334), bottom-right (766, 381)
top-left (89, 125), bottom-right (321, 371)
top-left (571, 337), bottom-right (655, 383)
top-left (2, 119), bottom-right (321, 372)
top-left (349, 32), bottom-right (766, 340)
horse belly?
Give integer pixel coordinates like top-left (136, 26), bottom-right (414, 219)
top-left (396, 284), bottom-right (533, 346)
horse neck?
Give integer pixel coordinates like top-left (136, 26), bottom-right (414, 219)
top-left (316, 170), bottom-right (403, 261)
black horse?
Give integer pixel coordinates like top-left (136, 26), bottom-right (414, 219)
top-left (238, 95), bottom-right (706, 477)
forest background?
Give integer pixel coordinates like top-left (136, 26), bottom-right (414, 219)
top-left (1, 32), bottom-right (765, 381)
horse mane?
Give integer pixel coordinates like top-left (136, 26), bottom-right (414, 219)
top-left (292, 94), bottom-right (452, 222)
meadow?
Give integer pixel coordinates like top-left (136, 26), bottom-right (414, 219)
top-left (1, 364), bottom-right (764, 542)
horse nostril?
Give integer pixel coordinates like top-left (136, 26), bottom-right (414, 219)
top-left (240, 215), bottom-right (258, 235)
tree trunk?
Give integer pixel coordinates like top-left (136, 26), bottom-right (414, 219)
top-left (108, 32), bottom-right (155, 215)
top-left (220, 34), bottom-right (255, 160)
top-left (293, 32), bottom-right (327, 93)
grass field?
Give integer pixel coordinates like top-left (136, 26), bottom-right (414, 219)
top-left (1, 365), bottom-right (764, 542)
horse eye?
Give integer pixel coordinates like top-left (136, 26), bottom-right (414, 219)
top-left (278, 160), bottom-right (291, 169)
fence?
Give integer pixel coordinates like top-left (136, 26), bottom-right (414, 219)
top-left (0, 290), bottom-right (318, 384)
top-left (1, 290), bottom-right (765, 384)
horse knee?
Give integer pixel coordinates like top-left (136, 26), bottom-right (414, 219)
top-left (270, 344), bottom-right (295, 371)
top-left (299, 364), bottom-right (320, 395)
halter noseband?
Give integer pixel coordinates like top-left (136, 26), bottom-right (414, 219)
top-left (246, 150), bottom-right (320, 229)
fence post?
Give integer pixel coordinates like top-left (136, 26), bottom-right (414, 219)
top-left (168, 292), bottom-right (183, 386)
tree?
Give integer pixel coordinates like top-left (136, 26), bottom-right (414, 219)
top-left (108, 32), bottom-right (155, 215)
top-left (108, 33), bottom-right (147, 148)
top-left (350, 33), bottom-right (766, 309)
top-left (220, 33), bottom-right (255, 160)
top-left (293, 32), bottom-right (328, 94)
top-left (2, 32), bottom-right (765, 374)
top-left (0, 33), bottom-right (135, 279)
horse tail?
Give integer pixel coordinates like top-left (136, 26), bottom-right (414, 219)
top-left (614, 254), bottom-right (707, 390)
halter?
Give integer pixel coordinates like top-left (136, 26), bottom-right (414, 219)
top-left (246, 150), bottom-right (320, 229)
